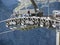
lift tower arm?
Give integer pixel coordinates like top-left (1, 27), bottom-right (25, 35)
top-left (30, 0), bottom-right (38, 12)
top-left (30, 0), bottom-right (43, 17)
